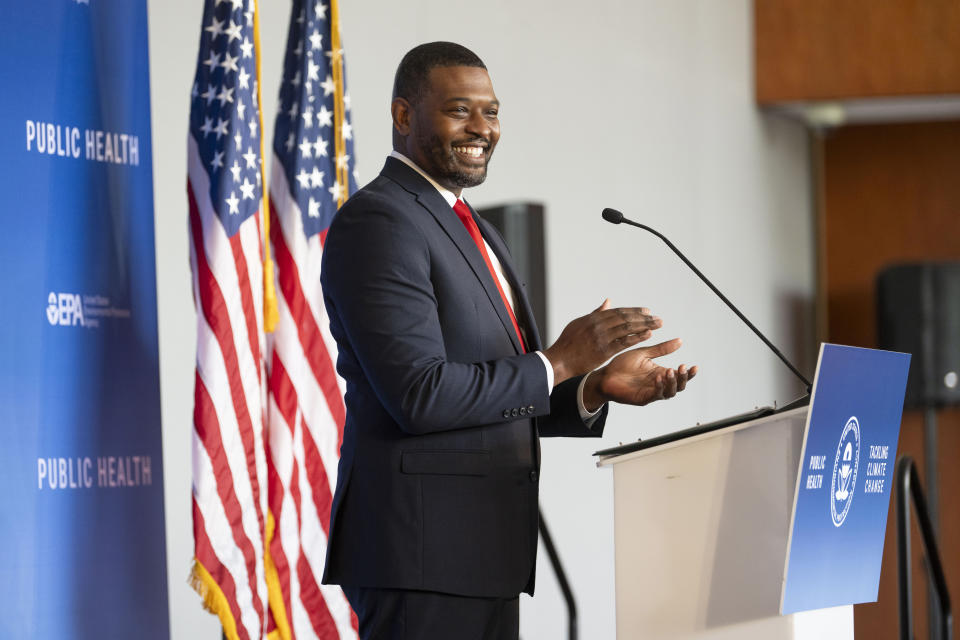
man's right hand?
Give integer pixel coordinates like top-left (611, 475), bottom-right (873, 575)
top-left (542, 299), bottom-right (662, 386)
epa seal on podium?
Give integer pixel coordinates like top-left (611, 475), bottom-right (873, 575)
top-left (830, 416), bottom-right (861, 527)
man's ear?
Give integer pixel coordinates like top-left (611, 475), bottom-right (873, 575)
top-left (391, 98), bottom-right (412, 136)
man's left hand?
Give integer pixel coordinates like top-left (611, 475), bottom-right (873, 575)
top-left (581, 338), bottom-right (697, 411)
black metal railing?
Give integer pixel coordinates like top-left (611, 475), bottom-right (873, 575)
top-left (539, 508), bottom-right (578, 640)
top-left (897, 456), bottom-right (953, 640)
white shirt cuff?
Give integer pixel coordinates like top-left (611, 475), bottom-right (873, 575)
top-left (535, 351), bottom-right (602, 428)
top-left (535, 351), bottom-right (554, 391)
top-left (577, 371), bottom-right (603, 428)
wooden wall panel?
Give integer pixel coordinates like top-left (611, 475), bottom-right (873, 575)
top-left (821, 121), bottom-right (960, 639)
top-left (756, 0), bottom-right (960, 103)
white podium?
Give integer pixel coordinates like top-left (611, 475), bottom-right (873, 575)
top-left (597, 407), bottom-right (854, 640)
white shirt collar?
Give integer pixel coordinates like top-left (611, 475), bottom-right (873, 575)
top-left (389, 150), bottom-right (460, 208)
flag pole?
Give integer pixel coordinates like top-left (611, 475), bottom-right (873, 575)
top-left (330, 0), bottom-right (347, 206)
top-left (254, 0), bottom-right (279, 333)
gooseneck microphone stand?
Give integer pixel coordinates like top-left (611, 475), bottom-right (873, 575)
top-left (601, 207), bottom-right (812, 395)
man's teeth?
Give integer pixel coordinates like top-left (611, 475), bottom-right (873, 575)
top-left (454, 146), bottom-right (484, 158)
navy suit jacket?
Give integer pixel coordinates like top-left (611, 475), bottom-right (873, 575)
top-left (320, 157), bottom-right (608, 598)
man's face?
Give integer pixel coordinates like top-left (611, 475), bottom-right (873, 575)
top-left (396, 65), bottom-right (500, 194)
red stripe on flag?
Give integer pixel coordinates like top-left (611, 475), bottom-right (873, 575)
top-left (194, 372), bottom-right (266, 627)
top-left (189, 183), bottom-right (267, 543)
top-left (270, 354), bottom-right (334, 536)
top-left (194, 497), bottom-right (252, 640)
top-left (297, 552), bottom-right (340, 639)
top-left (269, 350), bottom-right (299, 431)
top-left (300, 420), bottom-right (334, 536)
top-left (229, 230), bottom-right (262, 383)
top-left (267, 349), bottom-right (297, 638)
top-left (288, 451), bottom-right (339, 639)
top-left (269, 200), bottom-right (346, 438)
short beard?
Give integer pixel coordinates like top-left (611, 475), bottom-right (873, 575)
top-left (417, 132), bottom-right (491, 189)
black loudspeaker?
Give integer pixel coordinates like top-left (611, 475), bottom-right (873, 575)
top-left (877, 262), bottom-right (960, 408)
top-left (477, 202), bottom-right (548, 337)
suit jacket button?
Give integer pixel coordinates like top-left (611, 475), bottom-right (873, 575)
top-left (529, 470), bottom-right (539, 482)
top-left (519, 407), bottom-right (527, 416)
top-left (511, 408), bottom-right (519, 417)
top-left (502, 409), bottom-right (511, 419)
top-left (527, 405), bottom-right (535, 413)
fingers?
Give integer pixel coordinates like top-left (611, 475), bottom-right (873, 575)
top-left (672, 364), bottom-right (697, 393)
top-left (652, 365), bottom-right (692, 403)
top-left (675, 364), bottom-right (688, 392)
top-left (580, 306), bottom-right (663, 357)
top-left (662, 368), bottom-right (678, 398)
top-left (588, 305), bottom-right (657, 325)
top-left (610, 330), bottom-right (652, 351)
top-left (600, 323), bottom-right (661, 357)
top-left (639, 338), bottom-right (682, 359)
top-left (591, 299), bottom-right (649, 315)
top-left (609, 310), bottom-right (662, 333)
top-left (594, 308), bottom-right (662, 339)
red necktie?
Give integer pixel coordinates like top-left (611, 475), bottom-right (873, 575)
top-left (453, 199), bottom-right (527, 352)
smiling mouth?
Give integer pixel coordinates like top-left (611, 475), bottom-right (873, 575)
top-left (453, 145), bottom-right (485, 160)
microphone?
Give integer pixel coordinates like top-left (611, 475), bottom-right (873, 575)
top-left (601, 208), bottom-right (624, 224)
top-left (601, 207), bottom-right (812, 394)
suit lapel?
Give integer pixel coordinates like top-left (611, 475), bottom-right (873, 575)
top-left (381, 158), bottom-right (525, 354)
top-left (476, 212), bottom-right (544, 472)
top-left (475, 215), bottom-right (543, 351)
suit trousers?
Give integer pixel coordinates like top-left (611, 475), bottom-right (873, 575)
top-left (343, 586), bottom-right (520, 640)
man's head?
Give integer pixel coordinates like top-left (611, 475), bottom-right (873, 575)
top-left (391, 42), bottom-right (500, 195)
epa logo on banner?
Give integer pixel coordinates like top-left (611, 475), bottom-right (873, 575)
top-left (830, 416), bottom-right (861, 527)
top-left (46, 291), bottom-right (85, 327)
top-left (45, 291), bottom-right (131, 329)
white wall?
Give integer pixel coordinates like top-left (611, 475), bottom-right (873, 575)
top-left (148, 0), bottom-right (813, 637)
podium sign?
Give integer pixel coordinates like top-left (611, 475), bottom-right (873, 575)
top-left (781, 344), bottom-right (911, 614)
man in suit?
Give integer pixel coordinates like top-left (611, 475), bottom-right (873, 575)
top-left (320, 42), bottom-right (696, 639)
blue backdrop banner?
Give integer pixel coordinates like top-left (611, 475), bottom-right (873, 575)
top-left (0, 1), bottom-right (169, 637)
top-left (781, 343), bottom-right (910, 614)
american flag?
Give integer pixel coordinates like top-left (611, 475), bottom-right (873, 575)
top-left (265, 0), bottom-right (359, 638)
top-left (186, 0), bottom-right (273, 639)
